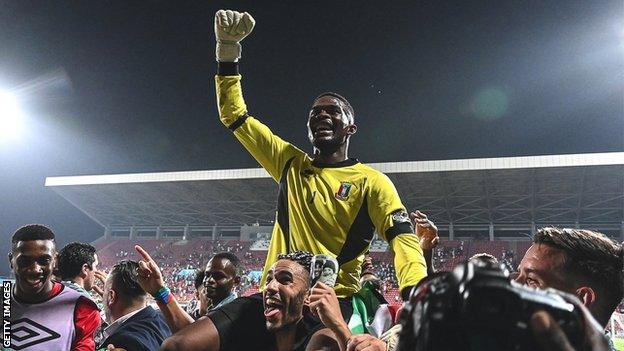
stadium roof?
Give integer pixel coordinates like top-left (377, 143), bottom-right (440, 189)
top-left (45, 152), bottom-right (624, 236)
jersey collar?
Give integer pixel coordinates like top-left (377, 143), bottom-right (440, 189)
top-left (312, 158), bottom-right (359, 168)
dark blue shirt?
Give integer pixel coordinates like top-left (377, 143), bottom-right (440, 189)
top-left (99, 306), bottom-right (171, 351)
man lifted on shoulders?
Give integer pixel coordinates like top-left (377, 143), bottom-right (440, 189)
top-left (161, 10), bottom-right (429, 350)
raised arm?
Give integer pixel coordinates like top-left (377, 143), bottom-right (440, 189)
top-left (214, 10), bottom-right (303, 182)
top-left (214, 9), bottom-right (254, 127)
top-left (134, 245), bottom-right (194, 333)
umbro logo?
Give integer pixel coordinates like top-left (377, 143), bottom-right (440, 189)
top-left (11, 318), bottom-right (60, 350)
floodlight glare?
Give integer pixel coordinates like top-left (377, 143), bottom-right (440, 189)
top-left (0, 90), bottom-right (24, 141)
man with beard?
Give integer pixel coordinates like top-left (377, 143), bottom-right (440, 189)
top-left (262, 251), bottom-right (385, 351)
top-left (6, 224), bottom-right (100, 351)
top-left (159, 250), bottom-right (351, 351)
top-left (159, 9), bottom-right (427, 351)
top-left (263, 251), bottom-right (323, 351)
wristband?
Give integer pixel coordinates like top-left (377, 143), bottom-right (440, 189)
top-left (153, 286), bottom-right (174, 305)
top-left (217, 62), bottom-right (239, 76)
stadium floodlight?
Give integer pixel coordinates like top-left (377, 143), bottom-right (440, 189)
top-left (0, 90), bottom-right (24, 142)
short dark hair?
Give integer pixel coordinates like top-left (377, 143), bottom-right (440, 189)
top-left (12, 224), bottom-right (55, 250)
top-left (314, 92), bottom-right (355, 123)
top-left (469, 253), bottom-right (498, 265)
top-left (194, 268), bottom-right (206, 289)
top-left (110, 260), bottom-right (146, 301)
top-left (211, 252), bottom-right (244, 277)
top-left (278, 251), bottom-right (313, 274)
top-left (534, 227), bottom-right (624, 323)
top-left (57, 242), bottom-right (97, 280)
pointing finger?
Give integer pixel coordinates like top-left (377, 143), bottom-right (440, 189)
top-left (135, 245), bottom-right (155, 263)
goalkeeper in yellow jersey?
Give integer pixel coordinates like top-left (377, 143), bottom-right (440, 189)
top-left (161, 10), bottom-right (431, 351)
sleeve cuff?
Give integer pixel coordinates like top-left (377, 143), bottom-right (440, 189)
top-left (217, 62), bottom-right (239, 76)
top-left (385, 222), bottom-right (414, 242)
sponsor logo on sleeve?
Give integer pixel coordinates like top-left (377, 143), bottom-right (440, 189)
top-left (391, 211), bottom-right (411, 224)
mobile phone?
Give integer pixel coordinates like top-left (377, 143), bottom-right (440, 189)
top-left (310, 254), bottom-right (338, 287)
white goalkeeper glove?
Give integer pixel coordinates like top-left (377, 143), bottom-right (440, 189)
top-left (214, 10), bottom-right (255, 62)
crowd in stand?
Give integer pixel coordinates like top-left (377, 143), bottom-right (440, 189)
top-left (500, 248), bottom-right (517, 271)
top-left (370, 262), bottom-right (398, 293)
top-left (431, 241), bottom-right (464, 269)
top-left (101, 240), bottom-right (262, 303)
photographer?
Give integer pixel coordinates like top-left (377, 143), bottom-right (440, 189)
top-left (396, 261), bottom-right (612, 351)
top-left (396, 227), bottom-right (621, 351)
top-left (515, 228), bottom-right (623, 328)
top-left (515, 227), bottom-right (623, 350)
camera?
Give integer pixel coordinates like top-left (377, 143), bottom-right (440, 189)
top-left (397, 260), bottom-right (583, 351)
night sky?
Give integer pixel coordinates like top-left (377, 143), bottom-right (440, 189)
top-left (0, 1), bottom-right (622, 272)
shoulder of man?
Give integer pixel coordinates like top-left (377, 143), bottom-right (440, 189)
top-left (63, 281), bottom-right (101, 306)
top-left (124, 307), bottom-right (172, 336)
top-left (103, 308), bottom-right (171, 350)
top-left (62, 280), bottom-right (86, 293)
top-left (355, 163), bottom-right (394, 183)
top-left (76, 294), bottom-right (99, 312)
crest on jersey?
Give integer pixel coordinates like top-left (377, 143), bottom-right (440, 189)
top-left (335, 182), bottom-right (353, 201)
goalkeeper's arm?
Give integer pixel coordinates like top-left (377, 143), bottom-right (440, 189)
top-left (214, 9), bottom-right (255, 62)
top-left (214, 10), bottom-right (254, 124)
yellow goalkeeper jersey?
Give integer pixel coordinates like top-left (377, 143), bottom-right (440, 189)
top-left (216, 74), bottom-right (427, 298)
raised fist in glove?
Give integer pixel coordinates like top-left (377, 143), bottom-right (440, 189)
top-left (214, 10), bottom-right (255, 62)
